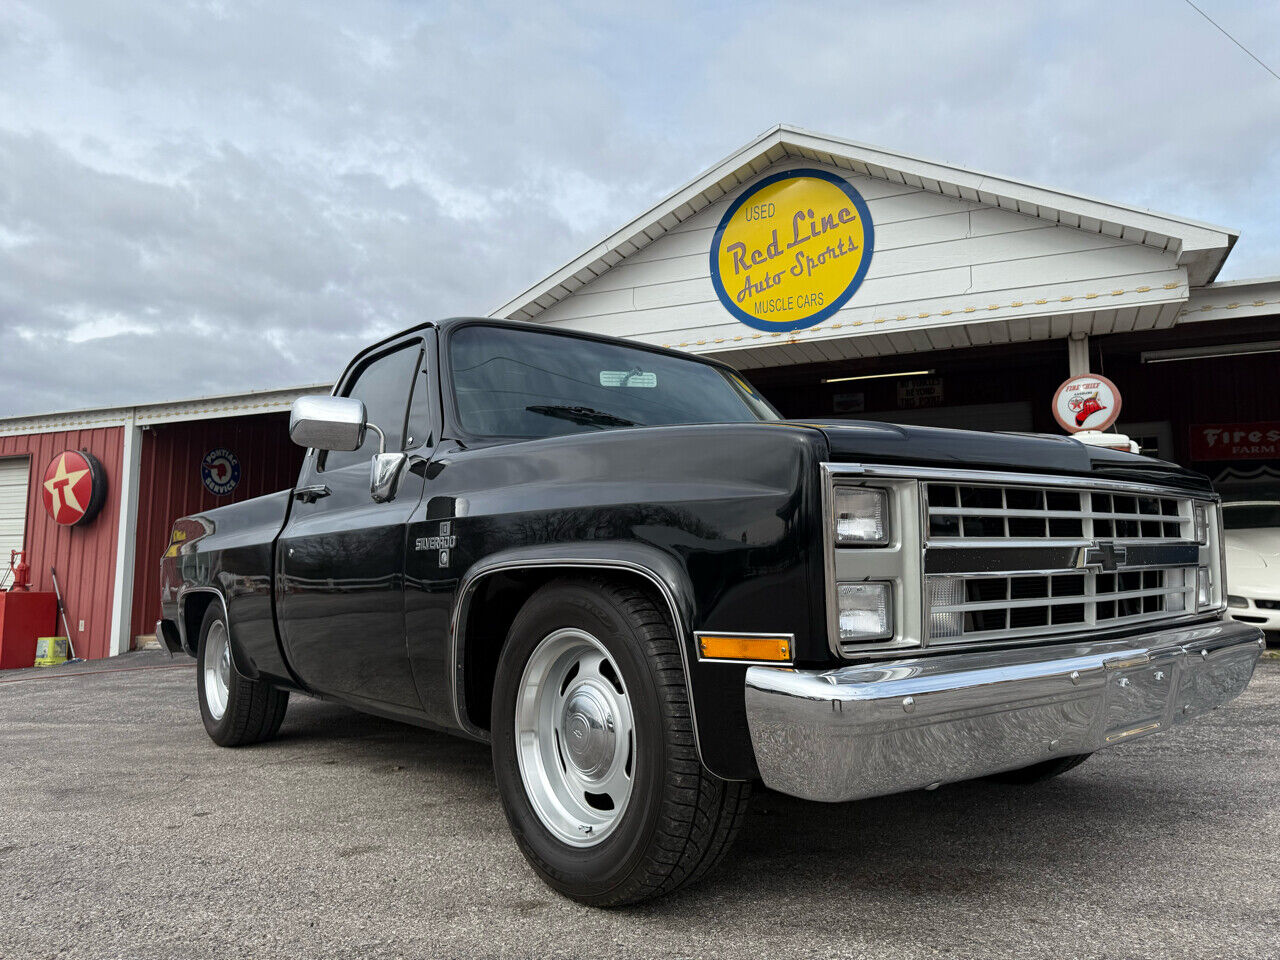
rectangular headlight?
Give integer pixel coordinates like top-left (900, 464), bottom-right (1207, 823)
top-left (834, 487), bottom-right (889, 545)
top-left (837, 582), bottom-right (892, 642)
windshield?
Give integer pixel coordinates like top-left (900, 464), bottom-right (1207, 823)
top-left (1223, 501), bottom-right (1280, 530)
top-left (448, 325), bottom-right (779, 438)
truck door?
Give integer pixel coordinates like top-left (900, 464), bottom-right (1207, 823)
top-left (276, 336), bottom-right (435, 711)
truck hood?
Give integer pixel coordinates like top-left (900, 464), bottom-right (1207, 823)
top-left (789, 420), bottom-right (1213, 493)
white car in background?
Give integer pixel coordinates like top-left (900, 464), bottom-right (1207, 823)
top-left (1224, 501), bottom-right (1280, 640)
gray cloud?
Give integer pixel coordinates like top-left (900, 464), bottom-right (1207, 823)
top-left (1, 0), bottom-right (1277, 416)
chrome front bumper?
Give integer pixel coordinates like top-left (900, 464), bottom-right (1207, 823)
top-left (744, 619), bottom-right (1265, 803)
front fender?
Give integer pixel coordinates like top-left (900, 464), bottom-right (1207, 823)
top-left (448, 542), bottom-right (739, 767)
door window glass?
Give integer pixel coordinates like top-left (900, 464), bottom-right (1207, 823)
top-left (322, 343), bottom-right (421, 471)
top-left (405, 351), bottom-right (434, 450)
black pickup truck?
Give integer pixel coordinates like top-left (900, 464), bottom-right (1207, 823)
top-left (157, 317), bottom-right (1264, 905)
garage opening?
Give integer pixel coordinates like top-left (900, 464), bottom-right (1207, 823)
top-left (0, 456), bottom-right (30, 580)
top-left (129, 413), bottom-right (303, 643)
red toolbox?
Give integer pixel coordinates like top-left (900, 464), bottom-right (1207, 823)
top-left (0, 592), bottom-right (58, 670)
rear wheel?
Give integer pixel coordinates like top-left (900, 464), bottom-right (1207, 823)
top-left (196, 604), bottom-right (288, 747)
top-left (490, 577), bottom-right (750, 906)
top-left (985, 753), bottom-right (1092, 784)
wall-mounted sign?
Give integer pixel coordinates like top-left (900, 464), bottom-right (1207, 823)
top-left (1190, 422), bottom-right (1280, 461)
top-left (832, 392), bottom-right (865, 414)
top-left (41, 450), bottom-right (107, 526)
top-left (898, 376), bottom-right (944, 409)
top-left (1052, 374), bottom-right (1121, 433)
top-left (710, 169), bottom-right (874, 334)
top-left (201, 448), bottom-right (241, 496)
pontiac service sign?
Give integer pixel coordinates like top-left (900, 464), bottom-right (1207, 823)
top-left (710, 169), bottom-right (874, 333)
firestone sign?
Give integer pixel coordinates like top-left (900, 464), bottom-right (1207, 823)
top-left (1052, 374), bottom-right (1122, 433)
top-left (710, 169), bottom-right (875, 333)
top-left (1189, 422), bottom-right (1280, 461)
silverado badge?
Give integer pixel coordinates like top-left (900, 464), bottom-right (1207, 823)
top-left (416, 521), bottom-right (457, 567)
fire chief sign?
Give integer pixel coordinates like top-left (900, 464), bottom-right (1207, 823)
top-left (41, 450), bottom-right (107, 526)
top-left (1052, 374), bottom-right (1122, 433)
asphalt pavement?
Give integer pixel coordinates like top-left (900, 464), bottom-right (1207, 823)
top-left (1, 649), bottom-right (1277, 960)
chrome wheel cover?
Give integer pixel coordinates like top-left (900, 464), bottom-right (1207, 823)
top-left (515, 628), bottom-right (635, 847)
top-left (203, 620), bottom-right (231, 721)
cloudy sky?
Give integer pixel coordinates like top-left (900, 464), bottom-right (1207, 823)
top-left (2, 0), bottom-right (1278, 417)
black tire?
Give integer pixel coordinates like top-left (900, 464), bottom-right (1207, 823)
top-left (196, 604), bottom-right (288, 747)
top-left (985, 753), bottom-right (1092, 784)
top-left (490, 576), bottom-right (751, 907)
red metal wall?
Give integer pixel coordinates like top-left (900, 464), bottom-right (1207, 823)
top-left (0, 427), bottom-right (124, 660)
top-left (1101, 350), bottom-right (1280, 466)
top-left (130, 413), bottom-right (302, 638)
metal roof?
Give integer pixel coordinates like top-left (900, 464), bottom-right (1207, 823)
top-left (492, 124), bottom-right (1238, 324)
top-left (0, 383), bottom-right (332, 437)
top-left (1180, 277), bottom-right (1280, 324)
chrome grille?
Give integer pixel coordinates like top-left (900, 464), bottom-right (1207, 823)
top-left (923, 478), bottom-right (1200, 647)
top-left (927, 566), bottom-right (1193, 645)
top-left (926, 482), bottom-right (1188, 542)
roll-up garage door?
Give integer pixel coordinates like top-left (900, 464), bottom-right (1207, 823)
top-left (0, 457), bottom-right (30, 567)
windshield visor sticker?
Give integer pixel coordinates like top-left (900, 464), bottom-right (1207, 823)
top-left (599, 370), bottom-right (658, 388)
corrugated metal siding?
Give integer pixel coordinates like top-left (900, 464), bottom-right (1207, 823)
top-left (1105, 349), bottom-right (1280, 466)
top-left (0, 428), bottom-right (124, 659)
top-left (130, 413), bottom-right (302, 638)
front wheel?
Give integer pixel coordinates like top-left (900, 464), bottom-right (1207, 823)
top-left (196, 604), bottom-right (289, 747)
top-left (490, 577), bottom-right (750, 907)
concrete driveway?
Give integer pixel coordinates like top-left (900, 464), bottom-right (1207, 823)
top-left (2, 650), bottom-right (1277, 960)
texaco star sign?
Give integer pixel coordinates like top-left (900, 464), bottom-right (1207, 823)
top-left (41, 450), bottom-right (106, 526)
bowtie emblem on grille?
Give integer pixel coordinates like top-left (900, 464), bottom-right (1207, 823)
top-left (1080, 541), bottom-right (1127, 571)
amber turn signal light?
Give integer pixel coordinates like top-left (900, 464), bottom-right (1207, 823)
top-left (697, 634), bottom-right (792, 663)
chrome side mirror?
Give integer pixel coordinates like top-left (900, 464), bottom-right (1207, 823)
top-left (289, 396), bottom-right (367, 451)
top-left (370, 452), bottom-right (408, 503)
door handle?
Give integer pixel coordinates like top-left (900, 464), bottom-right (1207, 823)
top-left (293, 484), bottom-right (331, 503)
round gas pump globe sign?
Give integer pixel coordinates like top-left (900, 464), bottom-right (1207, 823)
top-left (41, 449), bottom-right (107, 526)
top-left (1053, 374), bottom-right (1122, 433)
top-left (710, 169), bottom-right (874, 333)
top-left (201, 448), bottom-right (241, 496)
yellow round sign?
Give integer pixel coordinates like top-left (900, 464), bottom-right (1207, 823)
top-left (710, 169), bottom-right (875, 333)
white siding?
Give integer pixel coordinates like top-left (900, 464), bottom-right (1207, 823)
top-left (0, 456), bottom-right (29, 568)
top-left (528, 159), bottom-right (1186, 361)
